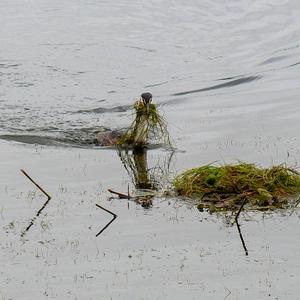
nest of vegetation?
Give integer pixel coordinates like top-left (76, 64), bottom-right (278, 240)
top-left (174, 163), bottom-right (300, 211)
top-left (118, 100), bottom-right (171, 148)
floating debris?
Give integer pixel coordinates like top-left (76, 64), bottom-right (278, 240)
top-left (108, 188), bottom-right (153, 208)
top-left (174, 163), bottom-right (300, 212)
top-left (108, 188), bottom-right (131, 199)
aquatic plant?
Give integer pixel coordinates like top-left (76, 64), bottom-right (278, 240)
top-left (174, 163), bottom-right (300, 211)
top-left (118, 100), bottom-right (171, 148)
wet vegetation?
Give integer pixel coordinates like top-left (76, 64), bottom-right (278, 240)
top-left (118, 100), bottom-right (171, 148)
top-left (114, 100), bottom-right (300, 214)
top-left (174, 163), bottom-right (300, 211)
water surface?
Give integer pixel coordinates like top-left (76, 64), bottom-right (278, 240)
top-left (1, 0), bottom-right (300, 299)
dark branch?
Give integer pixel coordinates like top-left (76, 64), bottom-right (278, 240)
top-left (20, 169), bottom-right (51, 237)
top-left (95, 204), bottom-right (117, 237)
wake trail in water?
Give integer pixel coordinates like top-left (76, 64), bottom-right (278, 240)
top-left (172, 76), bottom-right (262, 96)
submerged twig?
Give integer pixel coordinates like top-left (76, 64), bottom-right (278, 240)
top-left (20, 169), bottom-right (51, 237)
top-left (235, 220), bottom-right (249, 256)
top-left (95, 204), bottom-right (117, 237)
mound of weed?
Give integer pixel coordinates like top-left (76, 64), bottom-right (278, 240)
top-left (174, 163), bottom-right (300, 211)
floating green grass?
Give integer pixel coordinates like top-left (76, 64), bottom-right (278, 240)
top-left (174, 163), bottom-right (300, 211)
top-left (118, 100), bottom-right (171, 148)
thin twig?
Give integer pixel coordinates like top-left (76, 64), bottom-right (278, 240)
top-left (108, 188), bottom-right (154, 208)
top-left (21, 169), bottom-right (51, 199)
top-left (20, 169), bottom-right (51, 237)
top-left (235, 220), bottom-right (249, 256)
top-left (108, 189), bottom-right (132, 199)
top-left (234, 196), bottom-right (248, 222)
top-left (95, 204), bottom-right (117, 237)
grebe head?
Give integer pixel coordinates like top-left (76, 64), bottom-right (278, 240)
top-left (141, 92), bottom-right (152, 106)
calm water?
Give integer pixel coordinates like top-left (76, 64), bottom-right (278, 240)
top-left (1, 0), bottom-right (300, 156)
top-left (1, 1), bottom-right (300, 299)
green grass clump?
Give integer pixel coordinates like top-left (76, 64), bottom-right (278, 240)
top-left (174, 163), bottom-right (300, 211)
top-left (118, 100), bottom-right (171, 148)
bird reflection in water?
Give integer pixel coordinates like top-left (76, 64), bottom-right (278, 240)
top-left (118, 147), bottom-right (175, 207)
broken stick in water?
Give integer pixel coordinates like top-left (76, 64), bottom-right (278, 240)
top-left (108, 188), bottom-right (132, 199)
top-left (95, 204), bottom-right (117, 237)
top-left (20, 169), bottom-right (51, 237)
top-left (234, 196), bottom-right (248, 222)
top-left (108, 188), bottom-right (153, 208)
top-left (235, 220), bottom-right (249, 256)
top-left (21, 169), bottom-right (51, 199)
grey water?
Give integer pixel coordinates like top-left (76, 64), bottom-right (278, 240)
top-left (2, 1), bottom-right (300, 300)
top-left (1, 0), bottom-right (300, 154)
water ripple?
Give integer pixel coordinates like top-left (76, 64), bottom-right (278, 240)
top-left (172, 76), bottom-right (262, 96)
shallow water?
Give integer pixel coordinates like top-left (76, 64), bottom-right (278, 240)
top-left (1, 0), bottom-right (300, 299)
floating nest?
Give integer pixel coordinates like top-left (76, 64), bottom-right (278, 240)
top-left (118, 100), bottom-right (171, 148)
top-left (174, 163), bottom-right (300, 212)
